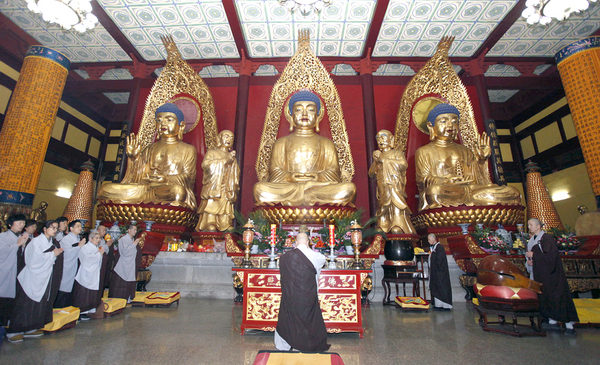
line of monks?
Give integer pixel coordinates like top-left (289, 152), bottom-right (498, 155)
top-left (0, 215), bottom-right (141, 343)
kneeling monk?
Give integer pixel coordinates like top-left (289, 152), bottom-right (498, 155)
top-left (275, 233), bottom-right (330, 352)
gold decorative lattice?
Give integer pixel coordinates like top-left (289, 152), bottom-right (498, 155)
top-left (134, 35), bottom-right (218, 153)
top-left (255, 29), bottom-right (354, 182)
top-left (394, 36), bottom-right (490, 182)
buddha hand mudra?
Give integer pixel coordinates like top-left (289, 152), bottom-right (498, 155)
top-left (253, 89), bottom-right (356, 206)
top-left (97, 103), bottom-right (197, 210)
top-left (415, 103), bottom-right (521, 211)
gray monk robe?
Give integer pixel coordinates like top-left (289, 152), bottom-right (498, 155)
top-left (275, 246), bottom-right (330, 353)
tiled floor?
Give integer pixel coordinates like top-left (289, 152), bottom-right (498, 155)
top-left (1, 299), bottom-right (598, 365)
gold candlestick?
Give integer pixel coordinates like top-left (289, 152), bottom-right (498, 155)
top-left (350, 220), bottom-right (363, 269)
top-left (241, 220), bottom-right (255, 268)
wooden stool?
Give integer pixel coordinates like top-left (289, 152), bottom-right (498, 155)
top-left (381, 264), bottom-right (421, 306)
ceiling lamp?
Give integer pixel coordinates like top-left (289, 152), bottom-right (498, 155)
top-left (522, 0), bottom-right (597, 25)
top-left (278, 0), bottom-right (333, 17)
top-left (26, 0), bottom-right (98, 33)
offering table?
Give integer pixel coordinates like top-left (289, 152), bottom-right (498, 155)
top-left (233, 268), bottom-right (371, 338)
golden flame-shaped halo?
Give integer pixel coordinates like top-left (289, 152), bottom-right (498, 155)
top-left (134, 35), bottom-right (218, 152)
top-left (255, 29), bottom-right (354, 183)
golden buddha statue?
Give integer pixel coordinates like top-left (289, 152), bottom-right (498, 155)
top-left (253, 90), bottom-right (356, 206)
top-left (196, 130), bottom-right (240, 231)
top-left (97, 103), bottom-right (197, 210)
top-left (368, 130), bottom-right (416, 234)
top-left (415, 103), bottom-right (521, 211)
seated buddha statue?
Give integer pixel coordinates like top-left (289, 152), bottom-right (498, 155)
top-left (253, 90), bottom-right (356, 206)
top-left (415, 103), bottom-right (521, 211)
top-left (97, 103), bottom-right (197, 210)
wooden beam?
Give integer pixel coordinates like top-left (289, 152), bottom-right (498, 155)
top-left (483, 76), bottom-right (562, 90)
top-left (91, 0), bottom-right (144, 62)
top-left (0, 12), bottom-right (38, 61)
top-left (221, 0), bottom-right (247, 60)
top-left (472, 0), bottom-right (527, 59)
top-left (361, 0), bottom-right (390, 59)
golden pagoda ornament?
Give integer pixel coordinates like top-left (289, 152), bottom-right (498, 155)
top-left (63, 160), bottom-right (95, 228)
top-left (525, 161), bottom-right (564, 229)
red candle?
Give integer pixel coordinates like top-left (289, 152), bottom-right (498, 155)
top-left (329, 225), bottom-right (335, 247)
top-left (270, 224), bottom-right (276, 246)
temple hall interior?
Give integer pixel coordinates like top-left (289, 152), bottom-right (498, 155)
top-left (1, 0), bottom-right (600, 364)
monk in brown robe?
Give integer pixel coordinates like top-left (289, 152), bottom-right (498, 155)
top-left (275, 233), bottom-right (329, 352)
top-left (526, 218), bottom-right (579, 335)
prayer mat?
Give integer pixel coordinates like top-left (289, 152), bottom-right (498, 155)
top-left (131, 291), bottom-right (152, 307)
top-left (252, 351), bottom-right (345, 365)
top-left (395, 296), bottom-right (429, 311)
top-left (42, 307), bottom-right (80, 333)
top-left (574, 299), bottom-right (600, 326)
top-left (144, 292), bottom-right (180, 307)
top-left (103, 298), bottom-right (127, 316)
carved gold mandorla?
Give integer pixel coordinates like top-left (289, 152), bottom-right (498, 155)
top-left (132, 35), bottom-right (218, 155)
top-left (394, 36), bottom-right (490, 181)
top-left (412, 206), bottom-right (524, 230)
top-left (255, 29), bottom-right (354, 183)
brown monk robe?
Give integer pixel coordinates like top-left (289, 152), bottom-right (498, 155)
top-left (275, 233), bottom-right (329, 352)
top-left (527, 220), bottom-right (578, 328)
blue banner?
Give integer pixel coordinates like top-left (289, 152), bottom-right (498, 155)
top-left (555, 37), bottom-right (600, 65)
top-left (0, 189), bottom-right (35, 206)
top-left (26, 45), bottom-right (71, 70)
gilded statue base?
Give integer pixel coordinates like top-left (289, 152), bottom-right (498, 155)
top-left (253, 205), bottom-right (357, 225)
top-left (96, 202), bottom-right (198, 234)
top-left (412, 204), bottom-right (525, 231)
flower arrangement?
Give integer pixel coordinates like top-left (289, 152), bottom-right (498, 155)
top-left (550, 227), bottom-right (583, 252)
top-left (232, 211), bottom-right (288, 253)
top-left (471, 225), bottom-right (510, 252)
top-left (316, 209), bottom-right (379, 251)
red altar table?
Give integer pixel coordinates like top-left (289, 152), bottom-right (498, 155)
top-left (233, 268), bottom-right (371, 338)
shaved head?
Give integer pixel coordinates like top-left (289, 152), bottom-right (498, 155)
top-left (296, 233), bottom-right (309, 248)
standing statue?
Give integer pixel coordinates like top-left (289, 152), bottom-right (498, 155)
top-left (196, 130), bottom-right (240, 232)
top-left (253, 89), bottom-right (356, 206)
top-left (97, 103), bottom-right (197, 209)
top-left (368, 130), bottom-right (416, 234)
top-left (30, 201), bottom-right (48, 223)
top-left (415, 103), bottom-right (521, 211)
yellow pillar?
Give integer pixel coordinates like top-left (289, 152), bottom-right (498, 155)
top-left (0, 46), bottom-right (70, 218)
top-left (556, 37), bottom-right (600, 209)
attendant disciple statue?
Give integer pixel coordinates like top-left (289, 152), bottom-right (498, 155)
top-left (196, 130), bottom-right (240, 232)
top-left (368, 130), bottom-right (416, 234)
top-left (29, 201), bottom-right (48, 223)
top-left (415, 103), bottom-right (521, 211)
top-left (253, 89), bottom-right (356, 206)
top-left (98, 103), bottom-right (197, 210)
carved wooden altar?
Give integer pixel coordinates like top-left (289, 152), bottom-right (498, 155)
top-left (234, 268), bottom-right (371, 338)
top-left (448, 234), bottom-right (600, 299)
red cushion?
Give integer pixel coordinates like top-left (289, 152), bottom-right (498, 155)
top-left (474, 283), bottom-right (537, 301)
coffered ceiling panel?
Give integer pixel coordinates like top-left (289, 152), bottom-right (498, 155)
top-left (0, 0), bottom-right (130, 62)
top-left (373, 0), bottom-right (518, 57)
top-left (235, 0), bottom-right (377, 58)
top-left (488, 1), bottom-right (600, 57)
top-left (98, 0), bottom-right (239, 61)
